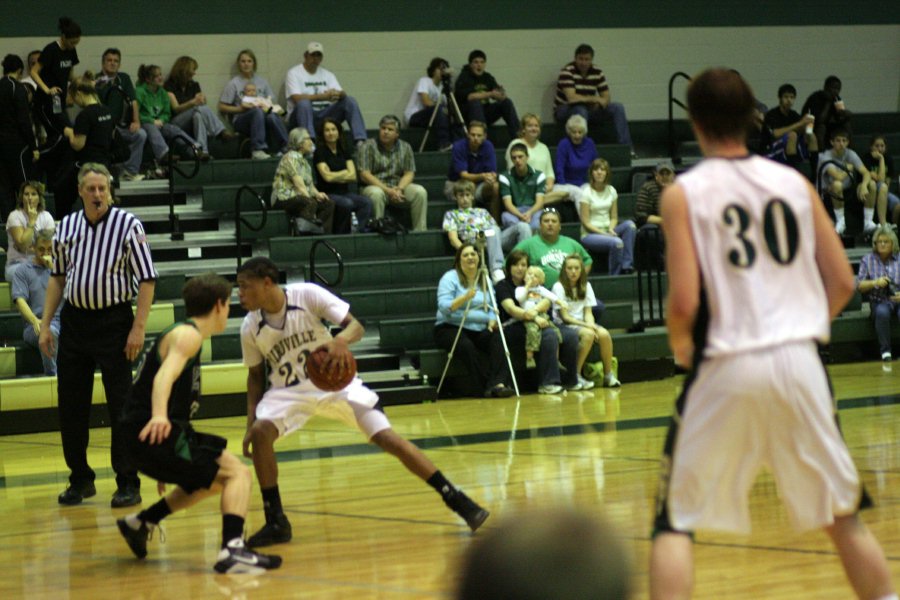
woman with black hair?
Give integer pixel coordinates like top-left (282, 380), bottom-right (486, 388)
top-left (30, 17), bottom-right (81, 141)
top-left (0, 54), bottom-right (38, 217)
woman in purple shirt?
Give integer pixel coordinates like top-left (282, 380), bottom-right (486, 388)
top-left (552, 114), bottom-right (597, 208)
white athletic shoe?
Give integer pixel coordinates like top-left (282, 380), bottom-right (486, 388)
top-left (577, 375), bottom-right (595, 391)
top-left (251, 150), bottom-right (271, 160)
top-left (537, 384), bottom-right (563, 394)
top-left (864, 221), bottom-right (878, 235)
top-left (835, 218), bottom-right (846, 235)
top-left (214, 538), bottom-right (282, 574)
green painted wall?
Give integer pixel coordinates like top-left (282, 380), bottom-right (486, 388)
top-left (8, 1), bottom-right (899, 37)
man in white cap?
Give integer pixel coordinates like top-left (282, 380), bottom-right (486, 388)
top-left (285, 42), bottom-right (367, 146)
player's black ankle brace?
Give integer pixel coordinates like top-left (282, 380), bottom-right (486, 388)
top-left (261, 485), bottom-right (283, 518)
top-left (140, 498), bottom-right (172, 525)
top-left (222, 513), bottom-right (245, 548)
top-left (426, 471), bottom-right (453, 499)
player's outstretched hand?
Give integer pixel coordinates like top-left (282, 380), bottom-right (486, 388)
top-left (139, 415), bottom-right (172, 445)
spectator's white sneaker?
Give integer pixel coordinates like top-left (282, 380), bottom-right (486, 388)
top-left (492, 269), bottom-right (505, 284)
top-left (835, 218), bottom-right (846, 235)
top-left (864, 221), bottom-right (878, 235)
top-left (251, 150), bottom-right (271, 160)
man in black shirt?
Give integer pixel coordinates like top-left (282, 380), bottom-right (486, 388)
top-left (116, 274), bottom-right (282, 574)
top-left (454, 50), bottom-right (519, 140)
top-left (96, 48), bottom-right (146, 180)
top-left (763, 84), bottom-right (817, 167)
top-left (0, 54), bottom-right (38, 216)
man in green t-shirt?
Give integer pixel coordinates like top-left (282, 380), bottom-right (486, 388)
top-left (513, 208), bottom-right (592, 287)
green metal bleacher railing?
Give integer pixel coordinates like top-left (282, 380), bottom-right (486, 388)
top-left (233, 185), bottom-right (268, 269)
top-left (668, 71), bottom-right (692, 163)
top-left (309, 239), bottom-right (344, 288)
top-left (166, 146), bottom-right (201, 241)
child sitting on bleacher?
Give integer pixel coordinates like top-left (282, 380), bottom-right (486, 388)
top-left (516, 266), bottom-right (564, 369)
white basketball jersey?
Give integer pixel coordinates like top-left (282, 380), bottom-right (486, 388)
top-left (241, 283), bottom-right (351, 391)
top-left (679, 156), bottom-right (830, 357)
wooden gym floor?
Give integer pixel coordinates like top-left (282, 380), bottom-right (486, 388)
top-left (1, 360), bottom-right (898, 599)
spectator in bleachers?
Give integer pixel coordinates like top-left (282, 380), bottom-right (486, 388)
top-left (0, 54), bottom-right (38, 217)
top-left (514, 207), bottom-right (592, 288)
top-left (135, 64), bottom-right (202, 175)
top-left (6, 181), bottom-right (55, 282)
top-left (358, 115), bottom-right (428, 232)
top-left (271, 127), bottom-right (334, 235)
top-left (218, 49), bottom-right (288, 160)
top-left (443, 179), bottom-right (530, 284)
top-left (863, 135), bottom-right (899, 228)
top-left (434, 242), bottom-right (514, 398)
top-left (553, 253), bottom-right (619, 388)
top-left (635, 160), bottom-right (674, 229)
top-left (505, 113), bottom-right (567, 206)
top-left (454, 50), bottom-right (519, 141)
top-left (30, 17), bottom-right (81, 142)
top-left (580, 158), bottom-right (636, 275)
top-left (404, 57), bottom-right (452, 152)
top-left (313, 117), bottom-right (372, 234)
top-left (494, 249), bottom-right (581, 394)
top-left (57, 71), bottom-right (114, 217)
top-left (285, 42), bottom-right (367, 148)
top-left (12, 229), bottom-right (59, 375)
top-left (165, 56), bottom-right (229, 161)
top-left (553, 114), bottom-right (597, 208)
top-left (500, 142), bottom-right (546, 229)
top-left (456, 506), bottom-right (632, 600)
top-left (554, 43), bottom-right (633, 154)
top-left (819, 128), bottom-right (872, 235)
top-left (96, 48), bottom-right (146, 181)
top-left (802, 76), bottom-right (852, 169)
top-left (763, 83), bottom-right (817, 167)
top-left (443, 120), bottom-right (500, 219)
top-left (857, 225), bottom-right (900, 362)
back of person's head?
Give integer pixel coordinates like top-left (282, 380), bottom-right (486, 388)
top-left (456, 507), bottom-right (632, 600)
top-left (777, 83), bottom-right (796, 98)
top-left (287, 127), bottom-right (311, 151)
top-left (824, 75), bottom-right (841, 90)
top-left (183, 273), bottom-right (232, 317)
top-left (70, 70), bottom-right (98, 99)
top-left (468, 49), bottom-right (486, 64)
top-left (2, 54), bottom-right (24, 75)
top-left (58, 16), bottom-right (81, 40)
top-left (687, 67), bottom-right (755, 142)
top-left (237, 257), bottom-right (280, 283)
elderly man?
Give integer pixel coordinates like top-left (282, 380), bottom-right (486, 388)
top-left (554, 44), bottom-right (634, 153)
top-left (443, 120), bottom-right (499, 217)
top-left (12, 229), bottom-right (60, 375)
top-left (513, 207), bottom-right (592, 288)
top-left (454, 50), bottom-right (519, 140)
top-left (358, 115), bottom-right (428, 231)
top-left (96, 48), bottom-right (146, 181)
top-left (285, 42), bottom-right (367, 147)
top-left (40, 163), bottom-right (157, 508)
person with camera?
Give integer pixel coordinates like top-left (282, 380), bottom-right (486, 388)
top-left (96, 48), bottom-right (146, 181)
top-left (454, 50), bottom-right (519, 141)
top-left (404, 57), bottom-right (453, 152)
top-left (857, 225), bottom-right (900, 363)
top-left (358, 115), bottom-right (428, 232)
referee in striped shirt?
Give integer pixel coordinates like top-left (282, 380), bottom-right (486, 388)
top-left (40, 163), bottom-right (157, 508)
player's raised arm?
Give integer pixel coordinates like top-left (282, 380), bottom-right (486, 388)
top-left (661, 183), bottom-right (701, 368)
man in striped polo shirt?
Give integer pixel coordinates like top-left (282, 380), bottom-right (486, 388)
top-left (554, 44), bottom-right (634, 153)
top-left (40, 163), bottom-right (157, 508)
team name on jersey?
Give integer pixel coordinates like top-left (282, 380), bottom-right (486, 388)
top-left (265, 328), bottom-right (318, 366)
top-left (97, 113), bottom-right (111, 122)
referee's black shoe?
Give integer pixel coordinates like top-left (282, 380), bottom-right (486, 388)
top-left (111, 487), bottom-right (142, 508)
top-left (246, 514), bottom-right (292, 548)
top-left (58, 482), bottom-right (97, 505)
top-left (444, 488), bottom-right (490, 532)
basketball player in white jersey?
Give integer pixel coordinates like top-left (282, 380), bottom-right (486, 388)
top-left (649, 69), bottom-right (895, 600)
top-left (236, 257), bottom-right (489, 548)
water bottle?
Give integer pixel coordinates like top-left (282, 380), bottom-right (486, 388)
top-left (52, 94), bottom-right (62, 115)
top-left (350, 212), bottom-right (359, 233)
top-left (805, 111), bottom-right (814, 136)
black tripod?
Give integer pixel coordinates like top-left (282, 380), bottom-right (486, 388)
top-left (419, 76), bottom-right (467, 152)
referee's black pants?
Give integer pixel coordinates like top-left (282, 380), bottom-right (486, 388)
top-left (57, 302), bottom-right (140, 491)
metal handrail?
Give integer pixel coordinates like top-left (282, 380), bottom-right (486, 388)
top-left (166, 144), bottom-right (201, 241)
top-left (233, 185), bottom-right (268, 269)
top-left (667, 71), bottom-right (692, 162)
top-left (309, 239), bottom-right (344, 288)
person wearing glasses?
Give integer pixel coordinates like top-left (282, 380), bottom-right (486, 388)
top-left (857, 225), bottom-right (900, 362)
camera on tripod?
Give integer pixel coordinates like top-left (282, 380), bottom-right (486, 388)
top-left (440, 66), bottom-right (454, 94)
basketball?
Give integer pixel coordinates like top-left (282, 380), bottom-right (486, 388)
top-left (307, 346), bottom-right (357, 391)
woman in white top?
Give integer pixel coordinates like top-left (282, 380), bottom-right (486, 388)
top-left (404, 57), bottom-right (452, 151)
top-left (505, 113), bottom-right (567, 204)
top-left (552, 253), bottom-right (620, 388)
top-left (579, 158), bottom-right (636, 275)
top-left (6, 180), bottom-right (55, 281)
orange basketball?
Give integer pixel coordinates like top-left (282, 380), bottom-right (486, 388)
top-left (307, 346), bottom-right (357, 391)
